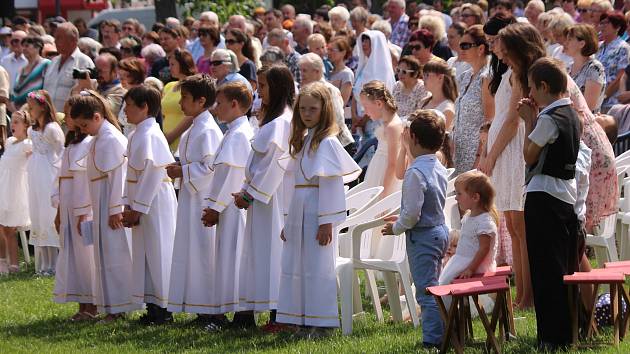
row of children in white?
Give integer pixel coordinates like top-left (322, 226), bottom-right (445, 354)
top-left (38, 71), bottom-right (361, 327)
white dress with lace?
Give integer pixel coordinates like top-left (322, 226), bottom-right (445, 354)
top-left (27, 124), bottom-right (64, 247)
top-left (363, 119), bottom-right (403, 194)
top-left (487, 69), bottom-right (526, 212)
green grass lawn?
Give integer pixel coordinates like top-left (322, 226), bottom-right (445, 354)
top-left (0, 264), bottom-right (627, 353)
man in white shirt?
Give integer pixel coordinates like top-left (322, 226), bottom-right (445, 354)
top-left (43, 23), bottom-right (94, 112)
top-left (0, 30), bottom-right (27, 92)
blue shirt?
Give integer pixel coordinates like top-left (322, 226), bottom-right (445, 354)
top-left (219, 72), bottom-right (253, 94)
top-left (393, 154), bottom-right (447, 234)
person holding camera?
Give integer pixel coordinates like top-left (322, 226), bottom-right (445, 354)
top-left (42, 22), bottom-right (94, 112)
top-left (72, 53), bottom-right (125, 117)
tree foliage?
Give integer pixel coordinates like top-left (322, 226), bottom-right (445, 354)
top-left (177, 0), bottom-right (262, 23)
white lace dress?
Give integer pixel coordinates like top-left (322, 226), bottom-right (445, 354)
top-left (27, 124), bottom-right (64, 247)
top-left (363, 118), bottom-right (403, 194)
top-left (439, 212), bottom-right (498, 285)
top-left (487, 69), bottom-right (526, 212)
top-left (0, 137), bottom-right (32, 228)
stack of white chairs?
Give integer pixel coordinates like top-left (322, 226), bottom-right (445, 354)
top-left (336, 191), bottom-right (403, 334)
top-left (345, 186), bottom-right (384, 216)
top-left (615, 157), bottom-right (630, 260)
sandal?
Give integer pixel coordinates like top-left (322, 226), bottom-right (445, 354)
top-left (8, 265), bottom-right (19, 274)
top-left (97, 313), bottom-right (124, 324)
top-left (70, 312), bottom-right (86, 321)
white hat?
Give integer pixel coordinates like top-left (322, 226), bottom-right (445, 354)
top-left (0, 27), bottom-right (12, 35)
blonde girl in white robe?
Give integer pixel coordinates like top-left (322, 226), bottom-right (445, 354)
top-left (71, 90), bottom-right (137, 322)
top-left (121, 86), bottom-right (177, 324)
top-left (52, 100), bottom-right (97, 320)
top-left (276, 82), bottom-right (361, 335)
top-left (167, 74), bottom-right (223, 318)
top-left (26, 90), bottom-right (64, 275)
top-left (233, 65), bottom-right (295, 329)
top-left (201, 82), bottom-right (255, 326)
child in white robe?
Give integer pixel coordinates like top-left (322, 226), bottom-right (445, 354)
top-left (200, 82), bottom-right (255, 330)
top-left (276, 82), bottom-right (361, 336)
top-left (26, 91), bottom-right (64, 275)
top-left (167, 74), bottom-right (223, 324)
top-left (121, 86), bottom-right (177, 325)
top-left (70, 90), bottom-right (137, 322)
top-left (233, 65), bottom-right (295, 329)
top-left (52, 100), bottom-right (96, 320)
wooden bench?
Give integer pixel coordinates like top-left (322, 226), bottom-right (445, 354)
top-left (427, 276), bottom-right (511, 354)
top-left (603, 262), bottom-right (630, 339)
top-left (564, 270), bottom-right (626, 347)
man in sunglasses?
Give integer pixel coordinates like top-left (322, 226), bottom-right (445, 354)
top-left (0, 30), bottom-right (27, 93)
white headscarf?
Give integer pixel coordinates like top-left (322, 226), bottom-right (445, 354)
top-left (353, 30), bottom-right (396, 116)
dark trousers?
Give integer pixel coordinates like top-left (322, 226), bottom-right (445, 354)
top-left (525, 192), bottom-right (579, 347)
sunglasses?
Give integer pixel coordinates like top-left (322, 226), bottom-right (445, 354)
top-left (408, 44), bottom-right (423, 51)
top-left (396, 68), bottom-right (416, 75)
top-left (578, 8), bottom-right (588, 13)
top-left (210, 60), bottom-right (229, 66)
top-left (459, 42), bottom-right (479, 50)
top-left (10, 38), bottom-right (21, 45)
top-left (198, 30), bottom-right (211, 37)
top-left (225, 39), bottom-right (240, 45)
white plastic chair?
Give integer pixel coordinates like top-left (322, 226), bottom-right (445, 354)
top-left (444, 196), bottom-right (462, 231)
top-left (335, 193), bottom-right (402, 334)
top-left (345, 186), bottom-right (384, 216)
top-left (446, 167), bottom-right (456, 180)
top-left (346, 181), bottom-right (368, 197)
top-left (616, 149), bottom-right (630, 163)
top-left (350, 215), bottom-right (420, 327)
top-left (586, 214), bottom-right (619, 267)
top-left (337, 191), bottom-right (402, 257)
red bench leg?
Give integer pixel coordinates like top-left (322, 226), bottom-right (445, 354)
top-left (472, 294), bottom-right (501, 354)
top-left (612, 284), bottom-right (620, 346)
top-left (438, 295), bottom-right (464, 354)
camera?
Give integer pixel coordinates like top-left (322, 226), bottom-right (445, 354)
top-left (72, 67), bottom-right (98, 80)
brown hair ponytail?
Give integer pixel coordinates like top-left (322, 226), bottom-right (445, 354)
top-left (69, 90), bottom-right (122, 132)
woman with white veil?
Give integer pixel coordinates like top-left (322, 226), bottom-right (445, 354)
top-left (351, 30), bottom-right (396, 145)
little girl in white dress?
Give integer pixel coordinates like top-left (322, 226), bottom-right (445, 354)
top-left (26, 91), bottom-right (64, 275)
top-left (359, 80), bottom-right (403, 197)
top-left (439, 170), bottom-right (498, 285)
top-left (0, 111), bottom-right (32, 274)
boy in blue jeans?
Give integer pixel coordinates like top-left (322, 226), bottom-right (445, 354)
top-left (382, 109), bottom-right (448, 348)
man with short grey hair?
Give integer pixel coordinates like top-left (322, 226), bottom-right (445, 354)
top-left (267, 28), bottom-right (301, 83)
top-left (43, 22), bottom-right (94, 112)
top-left (388, 0), bottom-right (410, 48)
top-left (292, 16), bottom-right (313, 55)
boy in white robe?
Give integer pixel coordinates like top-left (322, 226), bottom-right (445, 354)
top-left (166, 74), bottom-right (223, 325)
top-left (122, 86), bottom-right (178, 325)
top-left (70, 90), bottom-right (138, 322)
top-left (201, 81), bottom-right (255, 331)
